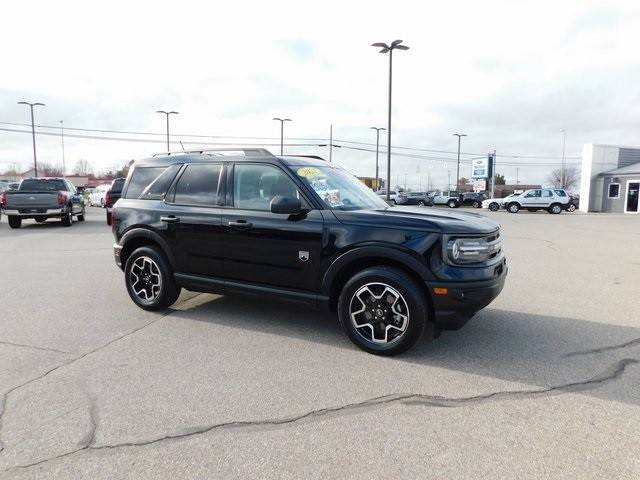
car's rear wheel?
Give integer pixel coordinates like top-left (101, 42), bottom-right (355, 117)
top-left (489, 202), bottom-right (500, 211)
top-left (567, 203), bottom-right (576, 212)
top-left (417, 200), bottom-right (425, 206)
top-left (8, 216), bottom-right (21, 229)
top-left (124, 246), bottom-right (181, 311)
top-left (548, 203), bottom-right (562, 214)
top-left (507, 202), bottom-right (520, 213)
top-left (338, 266), bottom-right (431, 355)
top-left (77, 207), bottom-right (85, 222)
top-left (472, 201), bottom-right (481, 208)
top-left (61, 209), bottom-right (73, 226)
top-left (447, 199), bottom-right (458, 208)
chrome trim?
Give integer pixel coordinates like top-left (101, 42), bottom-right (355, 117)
top-left (2, 208), bottom-right (64, 216)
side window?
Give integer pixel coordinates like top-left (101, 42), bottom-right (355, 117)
top-left (173, 164), bottom-right (221, 206)
top-left (525, 190), bottom-right (541, 198)
top-left (140, 164), bottom-right (181, 200)
top-left (542, 189), bottom-right (553, 197)
top-left (233, 164), bottom-right (303, 211)
top-left (554, 189), bottom-right (567, 197)
top-left (607, 184), bottom-right (620, 199)
top-left (125, 167), bottom-right (167, 199)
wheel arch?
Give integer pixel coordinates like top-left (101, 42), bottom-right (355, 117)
top-left (119, 228), bottom-right (176, 270)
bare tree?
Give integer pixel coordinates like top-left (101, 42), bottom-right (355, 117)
top-left (547, 167), bottom-right (579, 189)
top-left (39, 162), bottom-right (64, 177)
top-left (72, 159), bottom-right (93, 176)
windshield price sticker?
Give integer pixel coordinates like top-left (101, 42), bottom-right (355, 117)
top-left (297, 167), bottom-right (322, 178)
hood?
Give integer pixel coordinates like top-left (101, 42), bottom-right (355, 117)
top-left (332, 206), bottom-right (500, 234)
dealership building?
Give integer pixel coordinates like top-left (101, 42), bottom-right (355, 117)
top-left (580, 144), bottom-right (640, 214)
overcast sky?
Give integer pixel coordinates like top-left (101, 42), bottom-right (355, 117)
top-left (2, 0), bottom-right (640, 190)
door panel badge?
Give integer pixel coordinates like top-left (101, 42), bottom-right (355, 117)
top-left (298, 251), bottom-right (310, 262)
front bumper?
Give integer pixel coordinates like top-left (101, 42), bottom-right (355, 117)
top-left (2, 208), bottom-right (65, 217)
top-left (425, 258), bottom-right (507, 330)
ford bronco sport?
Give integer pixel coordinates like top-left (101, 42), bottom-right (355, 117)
top-left (112, 149), bottom-right (507, 355)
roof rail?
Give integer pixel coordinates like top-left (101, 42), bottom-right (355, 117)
top-left (280, 155), bottom-right (326, 161)
top-left (153, 148), bottom-right (274, 157)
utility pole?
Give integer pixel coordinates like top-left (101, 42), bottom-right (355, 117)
top-left (516, 167), bottom-right (519, 185)
top-left (17, 101), bottom-right (45, 177)
top-left (272, 117), bottom-right (292, 156)
top-left (60, 120), bottom-right (66, 176)
top-left (560, 129), bottom-right (566, 188)
top-left (490, 150), bottom-right (497, 198)
top-left (370, 127), bottom-right (385, 190)
top-left (453, 133), bottom-right (467, 191)
top-left (329, 124), bottom-right (333, 163)
top-left (447, 170), bottom-right (451, 190)
top-left (156, 110), bottom-right (179, 152)
top-left (372, 40), bottom-right (409, 202)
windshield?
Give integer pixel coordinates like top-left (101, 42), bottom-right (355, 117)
top-left (294, 165), bottom-right (388, 211)
top-left (19, 179), bottom-right (67, 192)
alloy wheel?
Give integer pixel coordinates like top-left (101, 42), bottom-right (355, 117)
top-left (349, 282), bottom-right (409, 345)
top-left (129, 256), bottom-right (163, 303)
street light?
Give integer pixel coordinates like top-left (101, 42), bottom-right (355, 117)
top-left (453, 133), bottom-right (467, 191)
top-left (17, 101), bottom-right (45, 177)
top-left (156, 110), bottom-right (179, 152)
top-left (60, 120), bottom-right (66, 176)
top-left (371, 39), bottom-right (409, 202)
top-left (273, 117), bottom-right (292, 155)
top-left (370, 127), bottom-right (386, 191)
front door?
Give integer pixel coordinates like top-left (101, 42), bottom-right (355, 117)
top-left (626, 182), bottom-right (640, 213)
top-left (220, 162), bottom-right (324, 292)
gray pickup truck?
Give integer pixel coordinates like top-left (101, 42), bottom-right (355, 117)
top-left (0, 178), bottom-right (85, 229)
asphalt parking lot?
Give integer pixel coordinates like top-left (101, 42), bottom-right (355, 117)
top-left (1, 207), bottom-right (639, 479)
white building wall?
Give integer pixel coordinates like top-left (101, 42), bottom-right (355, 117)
top-left (580, 144), bottom-right (620, 212)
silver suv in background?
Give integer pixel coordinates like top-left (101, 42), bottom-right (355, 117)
top-left (432, 191), bottom-right (461, 208)
top-left (504, 188), bottom-right (570, 214)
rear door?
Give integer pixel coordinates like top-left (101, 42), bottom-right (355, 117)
top-left (219, 162), bottom-right (324, 291)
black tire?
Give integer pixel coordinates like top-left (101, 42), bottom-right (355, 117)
top-left (417, 200), bottom-right (425, 206)
top-left (61, 208), bottom-right (73, 226)
top-left (124, 246), bottom-right (181, 311)
top-left (106, 210), bottom-right (112, 226)
top-left (472, 201), bottom-right (481, 208)
top-left (548, 203), bottom-right (562, 214)
top-left (567, 203), bottom-right (576, 212)
top-left (489, 202), bottom-right (500, 212)
top-left (447, 199), bottom-right (458, 208)
top-left (337, 266), bottom-right (431, 356)
top-left (77, 207), bottom-right (85, 222)
top-left (100, 198), bottom-right (105, 208)
top-left (507, 202), bottom-right (520, 214)
top-left (8, 216), bottom-right (21, 229)
top-left (35, 216), bottom-right (47, 223)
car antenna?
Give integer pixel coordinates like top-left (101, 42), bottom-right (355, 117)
top-left (179, 141), bottom-right (186, 152)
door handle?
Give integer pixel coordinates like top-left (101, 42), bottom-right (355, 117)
top-left (161, 215), bottom-right (180, 223)
top-left (228, 220), bottom-right (253, 229)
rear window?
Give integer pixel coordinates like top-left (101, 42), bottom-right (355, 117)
top-left (110, 178), bottom-right (126, 193)
top-left (124, 166), bottom-right (170, 199)
top-left (554, 189), bottom-right (567, 197)
top-left (20, 179), bottom-right (67, 192)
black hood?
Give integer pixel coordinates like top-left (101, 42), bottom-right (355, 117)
top-left (332, 206), bottom-right (500, 235)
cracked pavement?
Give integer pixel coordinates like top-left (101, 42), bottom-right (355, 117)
top-left (1, 209), bottom-right (639, 479)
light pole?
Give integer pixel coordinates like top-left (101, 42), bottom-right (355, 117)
top-left (273, 117), bottom-right (292, 155)
top-left (560, 129), bottom-right (566, 188)
top-left (17, 101), bottom-right (45, 177)
top-left (156, 110), bottom-right (179, 152)
top-left (370, 127), bottom-right (386, 191)
top-left (371, 39), bottom-right (410, 202)
top-left (453, 133), bottom-right (467, 191)
top-left (60, 120), bottom-right (66, 176)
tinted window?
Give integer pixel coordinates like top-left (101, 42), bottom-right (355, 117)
top-left (110, 178), bottom-right (126, 193)
top-left (234, 164), bottom-right (303, 211)
top-left (525, 190), bottom-right (541, 198)
top-left (173, 164), bottom-right (221, 206)
top-left (140, 165), bottom-right (181, 200)
top-left (125, 167), bottom-right (166, 199)
top-left (20, 179), bottom-right (68, 191)
top-left (607, 184), bottom-right (620, 198)
top-left (554, 189), bottom-right (567, 197)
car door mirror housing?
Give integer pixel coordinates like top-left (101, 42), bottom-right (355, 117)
top-left (271, 195), bottom-right (302, 215)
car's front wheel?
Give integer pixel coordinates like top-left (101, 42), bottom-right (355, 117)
top-left (338, 266), bottom-right (431, 355)
top-left (417, 200), bottom-right (425, 206)
top-left (507, 202), bottom-right (520, 213)
top-left (548, 203), bottom-right (563, 214)
top-left (124, 246), bottom-right (181, 311)
top-left (489, 202), bottom-right (500, 211)
top-left (472, 201), bottom-right (481, 208)
top-left (447, 199), bottom-right (458, 208)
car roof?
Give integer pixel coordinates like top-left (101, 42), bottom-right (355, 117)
top-left (134, 149), bottom-right (328, 168)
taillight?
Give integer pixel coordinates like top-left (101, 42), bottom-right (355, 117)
top-left (105, 190), bottom-right (112, 207)
top-left (0, 192), bottom-right (6, 206)
top-left (57, 192), bottom-right (66, 205)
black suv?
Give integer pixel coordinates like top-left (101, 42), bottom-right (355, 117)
top-left (112, 149), bottom-right (507, 355)
top-left (459, 192), bottom-right (487, 208)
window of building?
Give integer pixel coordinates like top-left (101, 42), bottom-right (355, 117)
top-left (173, 164), bottom-right (221, 206)
top-left (608, 183), bottom-right (620, 199)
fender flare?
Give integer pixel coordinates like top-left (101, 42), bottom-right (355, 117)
top-left (321, 245), bottom-right (435, 296)
top-left (120, 227), bottom-right (177, 269)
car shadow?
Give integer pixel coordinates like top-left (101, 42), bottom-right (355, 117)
top-left (169, 294), bottom-right (640, 406)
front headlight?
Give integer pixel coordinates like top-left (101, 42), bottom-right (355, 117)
top-left (446, 232), bottom-right (502, 264)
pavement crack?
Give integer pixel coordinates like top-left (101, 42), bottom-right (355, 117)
top-left (0, 340), bottom-right (75, 356)
top-left (5, 357), bottom-right (636, 472)
top-left (77, 396), bottom-right (99, 448)
top-left (565, 338), bottom-right (640, 357)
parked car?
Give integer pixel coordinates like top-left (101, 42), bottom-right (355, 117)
top-left (504, 188), bottom-right (571, 214)
top-left (432, 191), bottom-right (461, 208)
top-left (565, 194), bottom-right (579, 212)
top-left (88, 184), bottom-right (111, 207)
top-left (112, 149), bottom-right (507, 356)
top-left (482, 193), bottom-right (521, 212)
top-left (395, 192), bottom-right (433, 207)
top-left (0, 177), bottom-right (85, 228)
top-left (375, 189), bottom-right (401, 204)
top-left (7, 182), bottom-right (19, 191)
top-left (105, 177), bottom-right (126, 225)
top-left (459, 192), bottom-right (486, 208)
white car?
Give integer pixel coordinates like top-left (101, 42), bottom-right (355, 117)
top-left (482, 193), bottom-right (521, 211)
top-left (503, 188), bottom-right (571, 214)
top-left (376, 190), bottom-right (401, 204)
top-left (88, 184), bottom-right (111, 207)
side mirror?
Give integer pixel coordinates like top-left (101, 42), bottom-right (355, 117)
top-left (271, 195), bottom-right (302, 215)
